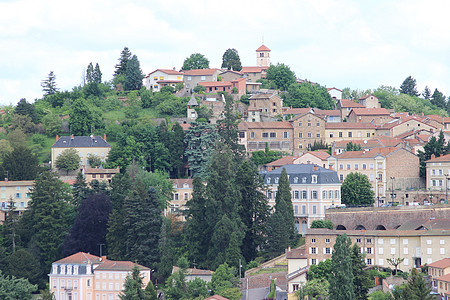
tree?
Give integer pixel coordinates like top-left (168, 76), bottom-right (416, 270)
top-left (431, 88), bottom-right (446, 109)
top-left (396, 268), bottom-right (434, 300)
top-left (235, 160), bottom-right (270, 262)
top-left (94, 63), bottom-right (102, 83)
top-left (120, 265), bottom-right (152, 300)
top-left (182, 53), bottom-right (210, 70)
top-left (0, 270), bottom-right (37, 300)
top-left (307, 259), bottom-right (332, 281)
top-left (250, 143), bottom-right (283, 166)
top-left (15, 99), bottom-right (37, 123)
top-left (311, 219), bottom-right (333, 229)
top-left (422, 86), bottom-right (431, 100)
top-left (295, 278), bottom-right (329, 300)
top-left (69, 98), bottom-right (100, 136)
top-left (284, 82), bottom-right (335, 110)
top-left (351, 244), bottom-right (372, 300)
top-left (386, 257), bottom-right (405, 276)
top-left (41, 71), bottom-right (59, 96)
top-left (265, 168), bottom-right (297, 258)
top-left (399, 76), bottom-right (419, 97)
top-left (87, 154), bottom-right (102, 168)
top-left (221, 48), bottom-right (242, 71)
top-left (184, 122), bottom-right (218, 178)
top-left (86, 62), bottom-right (95, 84)
top-left (210, 263), bottom-right (242, 300)
top-left (125, 55), bottom-right (144, 91)
top-left (1, 145), bottom-right (40, 180)
top-left (368, 291), bottom-right (393, 300)
top-left (346, 142), bottom-right (362, 151)
top-left (417, 131), bottom-right (449, 178)
top-left (55, 148), bottom-right (80, 174)
top-left (341, 172), bottom-right (374, 206)
top-left (329, 234), bottom-right (355, 300)
top-left (63, 193), bottom-right (111, 256)
top-left (265, 63), bottom-right (296, 91)
top-left (4, 248), bottom-right (42, 286)
top-left (114, 47), bottom-right (132, 77)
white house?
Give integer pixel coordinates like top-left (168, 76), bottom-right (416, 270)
top-left (143, 69), bottom-right (184, 92)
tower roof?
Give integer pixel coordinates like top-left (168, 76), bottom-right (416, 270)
top-left (256, 44), bottom-right (271, 52)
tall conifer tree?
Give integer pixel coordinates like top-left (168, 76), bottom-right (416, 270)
top-left (329, 234), bottom-right (355, 300)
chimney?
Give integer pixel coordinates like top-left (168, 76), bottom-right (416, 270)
top-left (101, 256), bottom-right (107, 261)
top-left (71, 134), bottom-right (74, 140)
top-left (56, 135), bottom-right (59, 141)
top-left (103, 134), bottom-right (107, 142)
top-left (431, 154), bottom-right (435, 159)
top-left (314, 165), bottom-right (318, 171)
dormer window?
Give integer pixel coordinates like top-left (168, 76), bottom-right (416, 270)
top-left (74, 265), bottom-right (79, 275)
top-left (267, 177), bottom-right (271, 184)
top-left (302, 177), bottom-right (307, 183)
top-left (294, 177), bottom-right (299, 183)
top-left (183, 183), bottom-right (189, 188)
top-left (312, 175), bottom-right (318, 183)
top-left (274, 177), bottom-right (279, 184)
top-left (61, 264), bottom-right (66, 275)
top-left (53, 264), bottom-right (57, 274)
top-left (67, 265), bottom-right (72, 275)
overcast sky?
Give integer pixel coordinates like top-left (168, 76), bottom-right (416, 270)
top-left (1, 0), bottom-right (450, 106)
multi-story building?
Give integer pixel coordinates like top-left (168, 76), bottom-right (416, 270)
top-left (337, 99), bottom-right (365, 120)
top-left (305, 223), bottom-right (450, 271)
top-left (286, 247), bottom-right (308, 299)
top-left (288, 112), bottom-right (325, 155)
top-left (51, 135), bottom-right (111, 169)
top-left (248, 93), bottom-right (284, 118)
top-left (429, 258), bottom-right (450, 295)
top-left (238, 121), bottom-right (293, 153)
top-left (143, 69), bottom-right (184, 92)
top-left (49, 252), bottom-right (150, 300)
top-left (168, 178), bottom-right (193, 221)
top-left (425, 153), bottom-right (450, 192)
top-left (0, 179), bottom-right (33, 222)
top-left (83, 167), bottom-right (120, 184)
top-left (261, 164), bottom-right (341, 234)
top-left (357, 94), bottom-right (380, 108)
top-left (435, 273), bottom-right (450, 300)
top-left (183, 69), bottom-right (221, 92)
top-left (325, 122), bottom-right (377, 144)
top-left (347, 108), bottom-right (393, 125)
top-left (328, 147), bottom-right (421, 203)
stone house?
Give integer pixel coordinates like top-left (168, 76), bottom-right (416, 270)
top-left (357, 94), bottom-right (380, 108)
top-left (248, 93), bottom-right (284, 118)
top-left (337, 99), bottom-right (365, 120)
top-left (219, 70), bottom-right (243, 82)
top-left (325, 122), bottom-right (377, 144)
top-left (238, 121), bottom-right (293, 153)
top-left (288, 112), bottom-right (326, 155)
top-left (347, 108), bottom-right (393, 125)
top-left (429, 258), bottom-right (450, 290)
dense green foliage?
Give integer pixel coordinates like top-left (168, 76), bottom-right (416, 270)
top-left (329, 234), bottom-right (355, 300)
top-left (55, 148), bottom-right (80, 174)
top-left (250, 143), bottom-right (283, 166)
top-left (283, 82), bottom-right (335, 110)
top-left (0, 270), bottom-right (37, 300)
top-left (264, 63), bottom-right (296, 91)
top-left (417, 131), bottom-right (450, 177)
top-left (393, 268), bottom-right (434, 300)
top-left (341, 172), bottom-right (375, 206)
top-left (221, 48), bottom-right (242, 71)
top-left (399, 76), bottom-right (419, 97)
top-left (311, 219), bottom-right (334, 229)
top-left (346, 141), bottom-right (362, 151)
top-left (351, 244), bottom-right (372, 300)
top-left (182, 53), bottom-right (210, 70)
top-left (120, 265), bottom-right (156, 300)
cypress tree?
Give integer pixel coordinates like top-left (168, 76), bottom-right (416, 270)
top-left (329, 234), bottom-right (355, 300)
top-left (114, 47), bottom-right (132, 77)
top-left (351, 244), bottom-right (372, 300)
top-left (124, 55), bottom-right (144, 91)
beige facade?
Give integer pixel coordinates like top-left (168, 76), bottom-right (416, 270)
top-left (357, 94), bottom-right (380, 109)
top-left (286, 248), bottom-right (308, 298)
top-left (51, 136), bottom-right (111, 170)
top-left (0, 180), bottom-right (33, 222)
top-left (325, 123), bottom-right (377, 144)
top-left (288, 113), bottom-right (325, 155)
top-left (49, 252), bottom-right (150, 300)
top-left (391, 118), bottom-right (437, 137)
top-left (429, 258), bottom-right (450, 295)
top-left (248, 93), bottom-right (284, 118)
top-left (295, 151), bottom-right (331, 169)
top-left (83, 167), bottom-right (120, 184)
top-left (337, 99), bottom-right (365, 120)
top-left (168, 178), bottom-right (193, 221)
top-left (425, 153), bottom-right (450, 192)
top-left (347, 108), bottom-right (393, 125)
top-left (238, 121), bottom-right (293, 153)
top-left (305, 228), bottom-right (450, 272)
top-left (183, 69), bottom-right (220, 92)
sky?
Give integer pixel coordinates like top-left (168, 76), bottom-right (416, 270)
top-left (1, 0), bottom-right (450, 106)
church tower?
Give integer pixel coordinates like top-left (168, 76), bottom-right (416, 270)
top-left (256, 44), bottom-right (271, 67)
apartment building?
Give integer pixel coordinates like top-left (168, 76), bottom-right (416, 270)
top-left (425, 153), bottom-right (450, 192)
top-left (51, 135), bottom-right (111, 169)
top-left (183, 69), bottom-right (221, 92)
top-left (261, 164), bottom-right (341, 234)
top-left (328, 147), bottom-right (421, 202)
top-left (49, 252), bottom-right (150, 300)
top-left (305, 224), bottom-right (450, 271)
top-left (248, 93), bottom-right (284, 118)
top-left (168, 178), bottom-right (193, 221)
top-left (288, 112), bottom-right (325, 155)
top-left (238, 121), bottom-right (293, 153)
top-left (0, 179), bottom-right (33, 222)
top-left (325, 122), bottom-right (377, 144)
top-left (347, 108), bottom-right (393, 125)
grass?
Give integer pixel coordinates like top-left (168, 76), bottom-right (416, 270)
top-left (253, 267), bottom-right (287, 275)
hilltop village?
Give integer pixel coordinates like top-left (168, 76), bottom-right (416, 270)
top-left (1, 44), bottom-right (450, 299)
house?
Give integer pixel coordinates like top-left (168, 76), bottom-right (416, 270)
top-left (425, 153), bottom-right (450, 193)
top-left (357, 94), bottom-right (380, 108)
top-left (327, 87), bottom-right (342, 101)
top-left (198, 78), bottom-right (247, 96)
top-left (238, 121), bottom-right (293, 153)
top-left (331, 137), bottom-right (408, 155)
top-left (248, 93), bottom-right (284, 118)
top-left (261, 164), bottom-right (342, 234)
top-left (347, 108), bottom-right (393, 125)
top-left (172, 266), bottom-right (214, 283)
top-left (429, 258), bottom-right (450, 289)
top-left (435, 274), bottom-right (450, 300)
top-left (49, 252), bottom-right (150, 300)
top-left (51, 135), bottom-right (111, 169)
top-left (314, 109), bottom-right (341, 123)
top-left (143, 68), bottom-right (184, 92)
top-left (288, 112), bottom-right (326, 155)
top-left (328, 147), bottom-right (421, 204)
top-left (0, 180), bottom-right (34, 222)
top-left (286, 247), bottom-right (308, 298)
top-left (168, 178), bottom-right (193, 221)
top-left (283, 108), bottom-right (314, 120)
top-left (219, 70), bottom-right (243, 82)
top-left (83, 167), bottom-right (120, 184)
top-left (379, 116), bottom-right (438, 137)
top-left (296, 151), bottom-right (331, 169)
top-left (325, 122), bottom-right (377, 144)
top-left (305, 221), bottom-right (450, 271)
top-left (264, 156), bottom-right (299, 171)
top-left (337, 99), bottom-right (365, 120)
top-left (183, 69), bottom-right (221, 92)
top-left (204, 296), bottom-right (229, 300)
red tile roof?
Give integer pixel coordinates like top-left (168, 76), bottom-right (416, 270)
top-left (205, 295), bottom-right (229, 300)
top-left (425, 153), bottom-right (450, 163)
top-left (436, 273), bottom-right (450, 282)
top-left (183, 69), bottom-right (220, 76)
top-left (358, 94), bottom-right (377, 100)
top-left (54, 252), bottom-right (102, 264)
top-left (327, 87), bottom-right (342, 92)
top-left (241, 66), bottom-right (268, 73)
top-left (325, 122), bottom-right (376, 129)
top-left (314, 109), bottom-right (341, 116)
top-left (428, 258), bottom-right (450, 269)
top-left (242, 121), bottom-right (293, 130)
top-left (305, 151), bottom-right (331, 160)
top-left (147, 69), bottom-right (183, 76)
top-left (265, 156), bottom-right (298, 167)
top-left (249, 93), bottom-right (279, 100)
top-left (350, 108), bottom-right (391, 116)
top-left (286, 248), bottom-right (307, 259)
top-left (256, 44), bottom-right (271, 51)
top-left (335, 147), bottom-right (401, 159)
top-left (283, 108), bottom-right (313, 115)
top-left (198, 81), bottom-right (232, 87)
top-left (179, 123), bottom-right (191, 131)
top-left (95, 260), bottom-right (149, 271)
top-left (340, 99), bottom-right (365, 108)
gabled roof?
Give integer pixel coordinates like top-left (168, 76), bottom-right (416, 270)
top-left (339, 99), bottom-right (365, 108)
top-left (241, 66), bottom-right (268, 73)
top-left (436, 273), bottom-right (450, 282)
top-left (146, 69), bottom-right (184, 77)
top-left (265, 156), bottom-right (298, 167)
top-left (335, 147), bottom-right (402, 159)
top-left (286, 248), bottom-right (307, 259)
top-left (241, 121), bottom-right (293, 130)
top-left (183, 68), bottom-right (220, 76)
top-left (52, 136), bottom-right (111, 148)
top-left (350, 108), bottom-right (391, 116)
top-left (429, 258), bottom-right (450, 269)
top-left (249, 93), bottom-right (279, 100)
top-left (283, 107), bottom-right (313, 116)
top-left (187, 95), bottom-right (198, 106)
top-left (84, 167), bottom-right (120, 174)
top-left (425, 153), bottom-right (450, 163)
top-left (256, 44), bottom-right (271, 51)
top-left (286, 266), bottom-right (309, 281)
top-left (333, 139), bottom-right (384, 149)
top-left (204, 295), bottom-right (229, 300)
top-left (327, 87), bottom-right (342, 92)
top-left (219, 70), bottom-right (243, 75)
top-left (314, 109), bottom-right (341, 116)
top-left (0, 180), bottom-right (34, 187)
top-left (54, 252), bottom-right (102, 265)
top-left (358, 94), bottom-right (378, 100)
top-left (301, 151), bottom-right (331, 161)
top-left (262, 164), bottom-right (340, 184)
top-left (95, 260), bottom-right (149, 271)
top-left (289, 111), bottom-right (324, 122)
top-left (172, 266), bottom-right (214, 276)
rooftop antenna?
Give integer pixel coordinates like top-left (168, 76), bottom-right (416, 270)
top-left (98, 243), bottom-right (105, 257)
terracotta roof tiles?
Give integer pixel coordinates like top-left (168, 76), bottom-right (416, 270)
top-left (256, 44), bottom-right (271, 51)
top-left (265, 156), bottom-right (298, 167)
top-left (95, 260), bottom-right (149, 271)
top-left (325, 123), bottom-right (376, 129)
top-left (243, 121), bottom-right (293, 130)
top-left (339, 99), bottom-right (365, 108)
top-left (350, 108), bottom-right (391, 116)
top-left (183, 69), bottom-right (220, 76)
top-left (436, 273), bottom-right (450, 282)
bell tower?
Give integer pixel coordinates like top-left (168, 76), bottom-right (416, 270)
top-left (256, 44), bottom-right (271, 67)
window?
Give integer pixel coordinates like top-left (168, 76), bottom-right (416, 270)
top-left (311, 259), bottom-right (317, 265)
top-left (348, 132), bottom-right (352, 137)
top-left (294, 205), bottom-right (298, 214)
top-left (294, 177), bottom-right (299, 183)
top-left (311, 191), bottom-right (317, 199)
top-left (298, 122), bottom-right (302, 127)
top-left (317, 133), bottom-right (320, 138)
top-left (325, 248), bottom-right (331, 254)
top-left (302, 205), bottom-right (306, 214)
top-left (311, 247), bottom-right (317, 254)
top-left (355, 164), bottom-right (359, 170)
top-left (283, 132), bottom-right (289, 138)
top-left (362, 164), bottom-right (367, 170)
top-left (366, 238), bottom-right (372, 244)
top-left (370, 164), bottom-right (374, 170)
top-left (174, 193), bottom-right (179, 201)
top-left (250, 132), bottom-right (255, 138)
top-left (427, 248), bottom-right (432, 254)
top-left (367, 248), bottom-right (372, 254)
top-left (404, 248), bottom-right (408, 255)
top-left (184, 193), bottom-right (189, 200)
top-left (201, 76), bottom-right (206, 81)
top-left (274, 177), bottom-right (279, 184)
top-left (312, 205), bottom-right (317, 214)
top-left (339, 164), bottom-right (343, 170)
top-left (308, 123), bottom-right (311, 127)
top-left (330, 133), bottom-right (334, 138)
top-left (427, 239), bottom-right (432, 245)
top-left (301, 191), bottom-right (307, 199)
top-left (298, 133), bottom-right (303, 138)
top-left (270, 132), bottom-right (276, 138)
top-left (339, 132), bottom-right (343, 137)
top-left (262, 133), bottom-right (268, 138)
top-left (379, 248), bottom-right (384, 254)
top-left (267, 191), bottom-right (272, 199)
top-left (311, 238), bottom-right (316, 243)
top-left (367, 258), bottom-right (372, 265)
top-left (329, 190), bottom-right (333, 198)
top-left (293, 191), bottom-right (299, 199)
top-left (92, 174), bottom-right (96, 179)
top-left (391, 248), bottom-right (396, 254)
top-left (302, 177), bottom-right (307, 183)
top-left (293, 284), bottom-right (299, 291)
top-left (15, 193), bottom-right (21, 198)
top-left (379, 238), bottom-right (384, 244)
top-left (403, 239), bottom-right (408, 245)
top-left (325, 238), bottom-right (330, 243)
top-left (339, 174), bottom-right (344, 181)
top-left (347, 164), bottom-right (351, 170)
top-left (316, 122), bottom-right (320, 127)
top-left (367, 132), bottom-right (371, 137)
top-left (356, 238), bottom-right (361, 243)
top-left (311, 175), bottom-right (317, 183)
top-left (390, 239), bottom-right (395, 244)
top-left (308, 132), bottom-right (311, 138)
top-left (323, 191), bottom-right (327, 199)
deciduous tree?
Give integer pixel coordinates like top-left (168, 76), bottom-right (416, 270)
top-left (55, 148), bottom-right (80, 174)
top-left (311, 219), bottom-right (334, 229)
top-left (265, 63), bottom-right (296, 91)
top-left (221, 48), bottom-right (242, 71)
top-left (182, 53), bottom-right (210, 70)
top-left (341, 172), bottom-right (374, 206)
top-left (0, 270), bottom-right (37, 300)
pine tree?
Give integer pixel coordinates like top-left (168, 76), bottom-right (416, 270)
top-left (235, 160), bottom-right (269, 262)
top-left (399, 76), bottom-right (419, 97)
top-left (422, 86), bottom-right (431, 100)
top-left (124, 55), bottom-right (144, 91)
top-left (2, 145), bottom-right (40, 180)
top-left (94, 63), bottom-right (102, 83)
top-left (168, 123), bottom-right (185, 178)
top-left (124, 183), bottom-right (162, 269)
top-left (41, 71), bottom-right (59, 96)
top-left (401, 268), bottom-right (434, 300)
top-left (329, 234), bottom-right (355, 300)
top-left (157, 217), bottom-right (175, 282)
top-left (265, 168), bottom-right (296, 258)
top-left (86, 62), bottom-right (94, 84)
top-left (221, 48), bottom-right (242, 71)
top-left (114, 47), bottom-right (132, 76)
top-left (431, 88), bottom-right (446, 108)
top-left (351, 244), bottom-right (372, 300)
